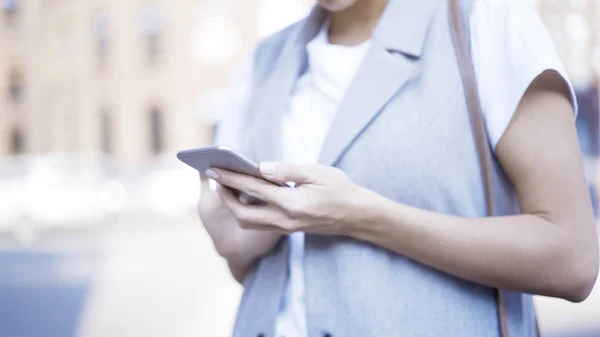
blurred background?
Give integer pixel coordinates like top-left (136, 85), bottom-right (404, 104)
top-left (0, 0), bottom-right (598, 336)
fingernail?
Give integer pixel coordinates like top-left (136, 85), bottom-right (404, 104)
top-left (205, 169), bottom-right (219, 180)
top-left (259, 162), bottom-right (277, 176)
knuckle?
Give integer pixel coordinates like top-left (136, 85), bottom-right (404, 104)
top-left (285, 198), bottom-right (309, 219)
top-left (239, 183), bottom-right (261, 199)
top-left (244, 187), bottom-right (261, 199)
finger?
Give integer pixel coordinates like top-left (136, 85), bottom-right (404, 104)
top-left (217, 184), bottom-right (286, 226)
top-left (216, 186), bottom-right (296, 234)
top-left (218, 184), bottom-right (262, 217)
top-left (216, 184), bottom-right (242, 207)
top-left (258, 162), bottom-right (333, 185)
top-left (209, 168), bottom-right (290, 205)
top-left (240, 222), bottom-right (293, 235)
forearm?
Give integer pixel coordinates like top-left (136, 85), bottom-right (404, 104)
top-left (349, 191), bottom-right (598, 301)
top-left (221, 231), bottom-right (286, 285)
top-left (202, 214), bottom-right (270, 283)
top-left (199, 177), bottom-right (282, 284)
top-left (211, 227), bottom-right (258, 275)
top-left (199, 181), bottom-right (261, 283)
top-left (206, 224), bottom-right (265, 285)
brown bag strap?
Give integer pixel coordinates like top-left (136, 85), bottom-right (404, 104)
top-left (448, 0), bottom-right (509, 336)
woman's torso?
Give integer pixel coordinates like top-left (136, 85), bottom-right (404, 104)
top-left (227, 0), bottom-right (571, 335)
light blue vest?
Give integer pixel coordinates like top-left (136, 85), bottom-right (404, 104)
top-left (234, 0), bottom-right (538, 336)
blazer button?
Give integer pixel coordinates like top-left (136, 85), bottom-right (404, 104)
top-left (257, 334), bottom-right (264, 337)
top-left (324, 334), bottom-right (332, 337)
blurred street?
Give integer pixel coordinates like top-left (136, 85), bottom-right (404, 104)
top-left (0, 214), bottom-right (243, 337)
top-left (77, 218), bottom-right (242, 337)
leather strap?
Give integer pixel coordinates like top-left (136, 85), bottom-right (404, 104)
top-left (448, 1), bottom-right (522, 336)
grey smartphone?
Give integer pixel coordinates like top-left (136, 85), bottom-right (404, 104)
top-left (176, 145), bottom-right (269, 205)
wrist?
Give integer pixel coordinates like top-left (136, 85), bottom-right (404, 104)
top-left (344, 186), bottom-right (389, 239)
top-left (234, 230), bottom-right (282, 265)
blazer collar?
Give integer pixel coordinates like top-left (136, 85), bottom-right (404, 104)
top-left (373, 0), bottom-right (441, 57)
top-left (297, 0), bottom-right (439, 57)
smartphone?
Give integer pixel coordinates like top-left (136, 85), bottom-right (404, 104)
top-left (177, 145), bottom-right (262, 177)
top-left (177, 145), bottom-right (269, 205)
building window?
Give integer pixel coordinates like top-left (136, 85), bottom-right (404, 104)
top-left (10, 128), bottom-right (24, 154)
top-left (149, 106), bottom-right (163, 155)
top-left (7, 68), bottom-right (23, 103)
top-left (100, 109), bottom-right (113, 154)
top-left (140, 6), bottom-right (163, 65)
top-left (3, 0), bottom-right (18, 26)
top-left (94, 12), bottom-right (110, 68)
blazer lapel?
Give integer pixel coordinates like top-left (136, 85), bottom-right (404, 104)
top-left (317, 43), bottom-right (417, 166)
top-left (318, 0), bottom-right (441, 166)
top-left (249, 6), bottom-right (327, 162)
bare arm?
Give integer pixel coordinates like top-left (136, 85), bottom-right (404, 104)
top-left (208, 73), bottom-right (598, 299)
top-left (350, 73), bottom-right (599, 301)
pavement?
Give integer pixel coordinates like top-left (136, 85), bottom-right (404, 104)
top-left (76, 220), bottom-right (242, 337)
top-left (0, 251), bottom-right (97, 337)
top-left (0, 215), bottom-right (242, 337)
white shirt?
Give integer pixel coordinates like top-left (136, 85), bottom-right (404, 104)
top-left (215, 1), bottom-right (576, 336)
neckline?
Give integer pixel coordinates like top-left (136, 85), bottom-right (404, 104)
top-left (306, 18), bottom-right (371, 53)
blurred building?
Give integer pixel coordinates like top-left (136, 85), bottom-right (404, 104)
top-left (0, 0), bottom-right (266, 167)
top-left (4, 0), bottom-right (595, 167)
top-left (537, 0), bottom-right (600, 200)
top-left (536, 0), bottom-right (600, 89)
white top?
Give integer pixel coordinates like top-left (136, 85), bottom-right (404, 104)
top-left (214, 1), bottom-right (577, 336)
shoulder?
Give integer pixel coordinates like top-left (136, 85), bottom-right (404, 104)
top-left (214, 19), bottom-right (306, 146)
top-left (469, 0), bottom-right (544, 35)
top-left (467, 0), bottom-right (578, 149)
top-left (231, 19), bottom-right (302, 89)
top-left (470, 0), bottom-right (535, 15)
top-left (255, 21), bottom-right (300, 59)
top-left (251, 20), bottom-right (303, 82)
top-left (468, 0), bottom-right (556, 75)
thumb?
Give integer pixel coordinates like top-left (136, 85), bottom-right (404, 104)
top-left (259, 162), bottom-right (322, 185)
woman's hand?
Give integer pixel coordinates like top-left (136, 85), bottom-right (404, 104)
top-left (205, 163), bottom-right (372, 236)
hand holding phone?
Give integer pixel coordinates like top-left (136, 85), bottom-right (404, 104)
top-left (177, 145), bottom-right (276, 205)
